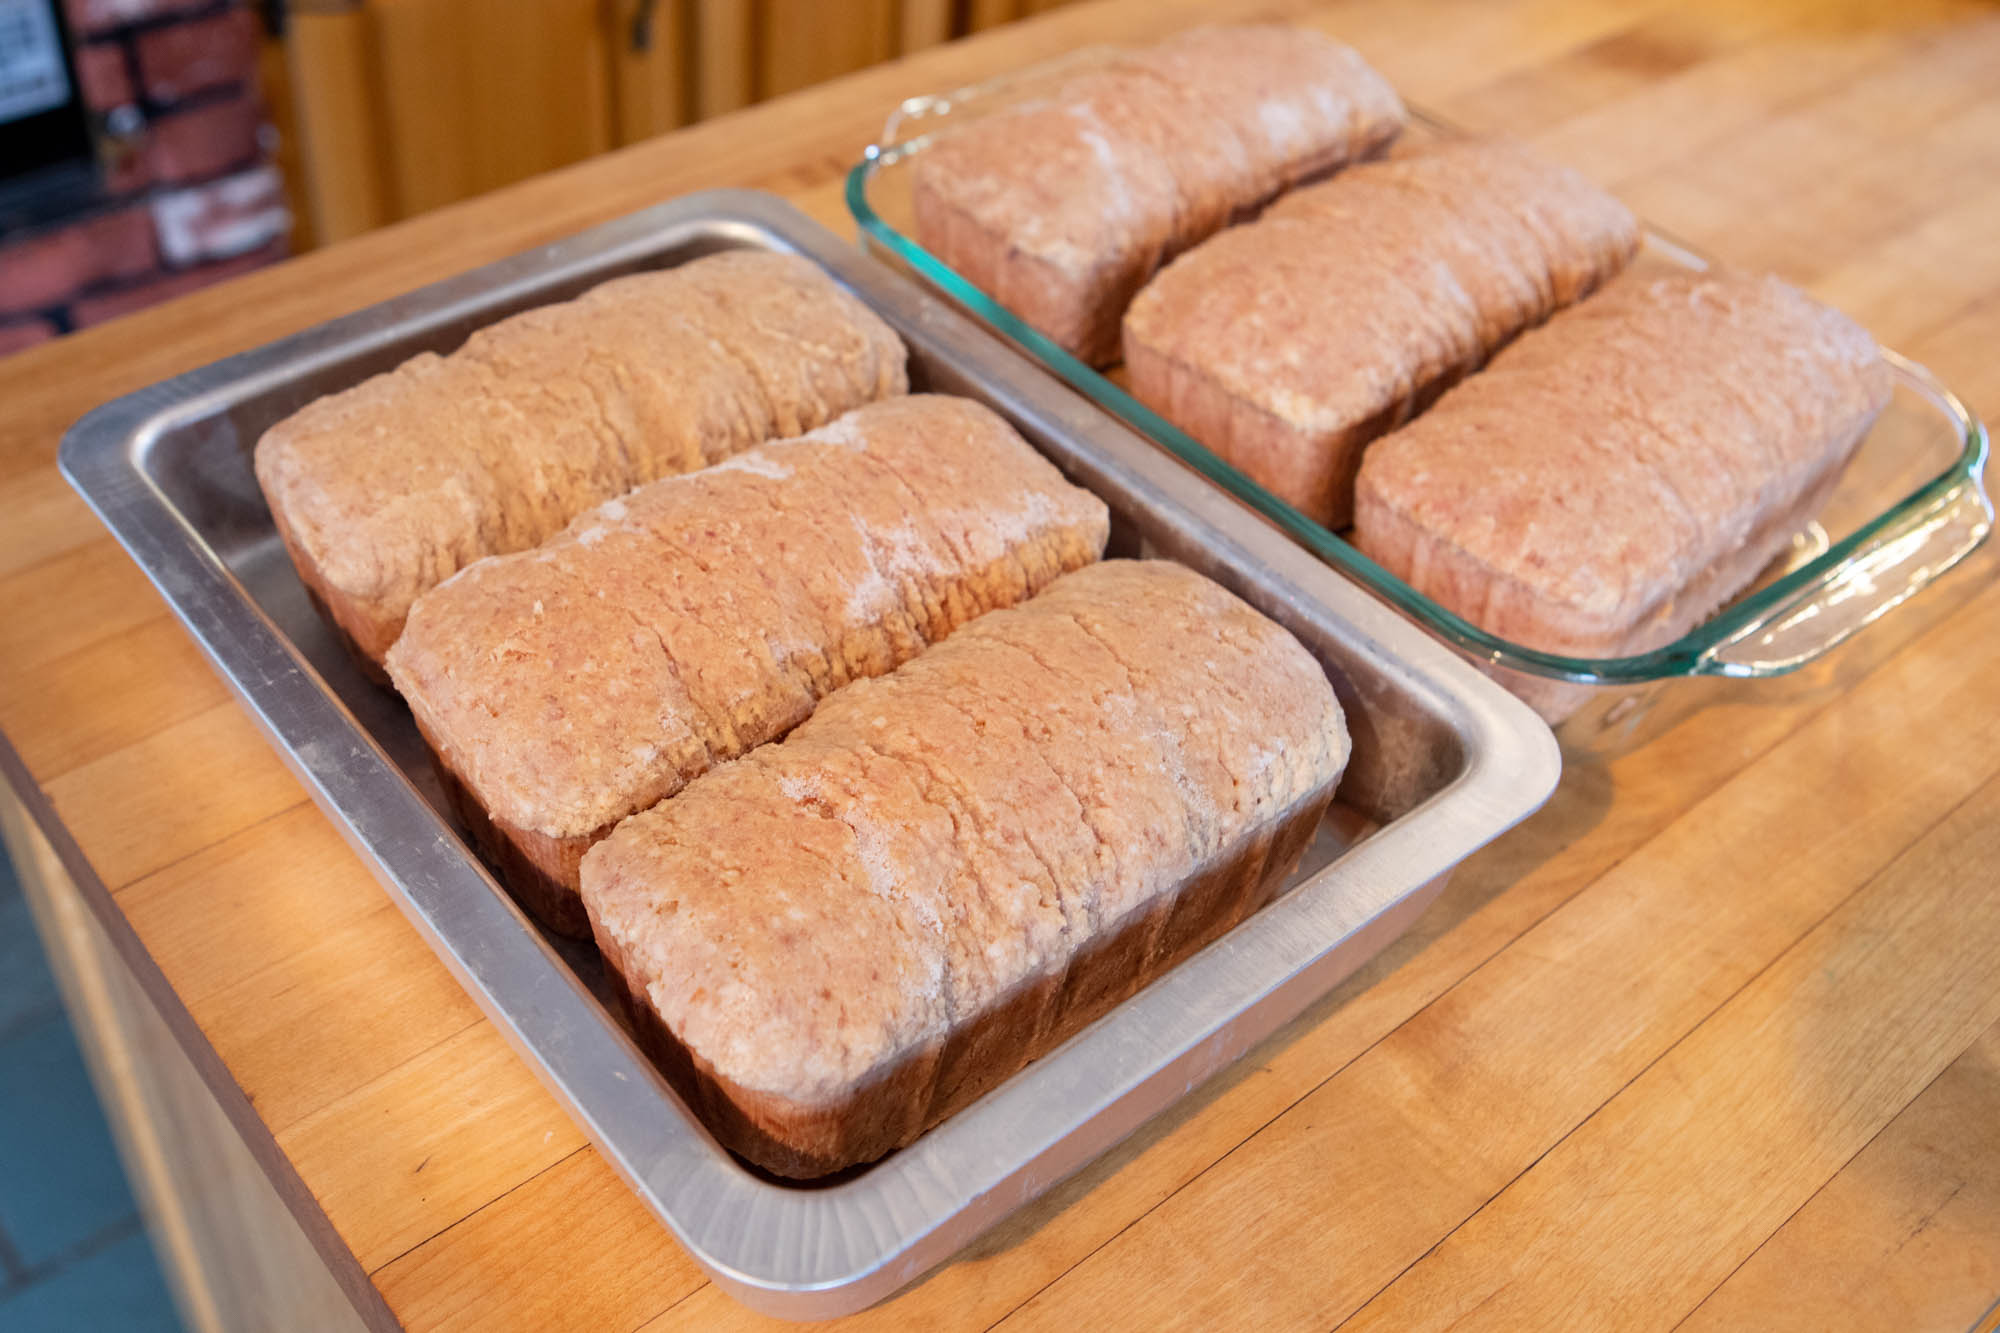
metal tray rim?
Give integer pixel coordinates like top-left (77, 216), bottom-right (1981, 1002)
top-left (59, 189), bottom-right (1559, 1318)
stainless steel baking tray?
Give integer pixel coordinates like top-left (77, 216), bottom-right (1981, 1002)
top-left (59, 191), bottom-right (1559, 1319)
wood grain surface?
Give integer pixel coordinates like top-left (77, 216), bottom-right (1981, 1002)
top-left (3, 0), bottom-right (1998, 1327)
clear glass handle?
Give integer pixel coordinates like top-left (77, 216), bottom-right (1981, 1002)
top-left (1701, 475), bottom-right (1994, 675)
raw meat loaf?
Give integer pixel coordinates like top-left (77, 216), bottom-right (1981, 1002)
top-left (1123, 137), bottom-right (1641, 527)
top-left (387, 395), bottom-right (1109, 936)
top-left (581, 559), bottom-right (1350, 1177)
top-left (255, 251), bottom-right (909, 666)
top-left (911, 24), bottom-right (1404, 366)
top-left (1353, 269), bottom-right (1892, 720)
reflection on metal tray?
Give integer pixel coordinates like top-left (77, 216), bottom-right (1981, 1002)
top-left (846, 75), bottom-right (1993, 717)
top-left (59, 192), bottom-right (1558, 1319)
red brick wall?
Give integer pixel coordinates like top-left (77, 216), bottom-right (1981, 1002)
top-left (0, 0), bottom-right (290, 354)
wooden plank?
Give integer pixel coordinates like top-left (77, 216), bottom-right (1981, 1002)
top-left (1308, 0), bottom-right (1665, 111)
top-left (990, 571), bottom-right (2000, 1331)
top-left (1625, 91), bottom-right (2000, 287)
top-left (0, 468), bottom-right (106, 579)
top-left (1813, 176), bottom-right (2000, 347)
top-left (1615, 12), bottom-right (2000, 267)
top-left (0, 615), bottom-right (229, 780)
top-left (0, 542), bottom-right (176, 680)
top-left (1344, 772), bottom-right (2000, 1329)
top-left (1900, 287), bottom-right (2000, 414)
top-left (1528, 22), bottom-right (1916, 191)
top-left (782, 174), bottom-right (853, 233)
top-left (1680, 1019), bottom-right (2000, 1332)
top-left (113, 803), bottom-right (389, 1007)
top-left (42, 704), bottom-right (306, 889)
top-left (1472, 0), bottom-right (1964, 155)
top-left (375, 1150), bottom-right (708, 1330)
top-left (1440, 11), bottom-right (1725, 136)
top-left (186, 901), bottom-right (484, 1135)
top-left (276, 1022), bottom-right (587, 1274)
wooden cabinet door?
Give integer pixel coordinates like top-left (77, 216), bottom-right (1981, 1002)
top-left (288, 0), bottom-right (615, 242)
top-left (284, 0), bottom-right (1083, 246)
top-left (370, 0), bottom-right (614, 218)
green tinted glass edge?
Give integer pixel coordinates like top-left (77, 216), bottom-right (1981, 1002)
top-left (845, 154), bottom-right (1990, 687)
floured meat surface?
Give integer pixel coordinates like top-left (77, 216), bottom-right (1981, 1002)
top-left (1353, 270), bottom-right (1890, 673)
top-left (1123, 137), bottom-right (1639, 526)
top-left (255, 250), bottom-right (909, 661)
top-left (582, 559), bottom-right (1349, 1175)
top-left (386, 395), bottom-right (1109, 844)
top-left (912, 24), bottom-right (1404, 365)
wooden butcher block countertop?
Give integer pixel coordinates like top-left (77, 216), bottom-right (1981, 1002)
top-left (3, 0), bottom-right (1998, 1327)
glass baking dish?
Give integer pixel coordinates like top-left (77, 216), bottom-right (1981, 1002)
top-left (846, 57), bottom-right (1993, 730)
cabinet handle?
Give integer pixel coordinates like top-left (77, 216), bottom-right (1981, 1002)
top-left (630, 0), bottom-right (659, 52)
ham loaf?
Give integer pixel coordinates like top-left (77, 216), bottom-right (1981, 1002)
top-left (256, 251), bottom-right (909, 666)
top-left (1122, 137), bottom-right (1639, 526)
top-left (581, 559), bottom-right (1348, 1176)
top-left (1353, 269), bottom-right (1892, 720)
top-left (912, 24), bottom-right (1404, 366)
top-left (387, 395), bottom-right (1109, 935)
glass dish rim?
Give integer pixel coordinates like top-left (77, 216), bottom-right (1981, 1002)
top-left (845, 120), bottom-right (1992, 687)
